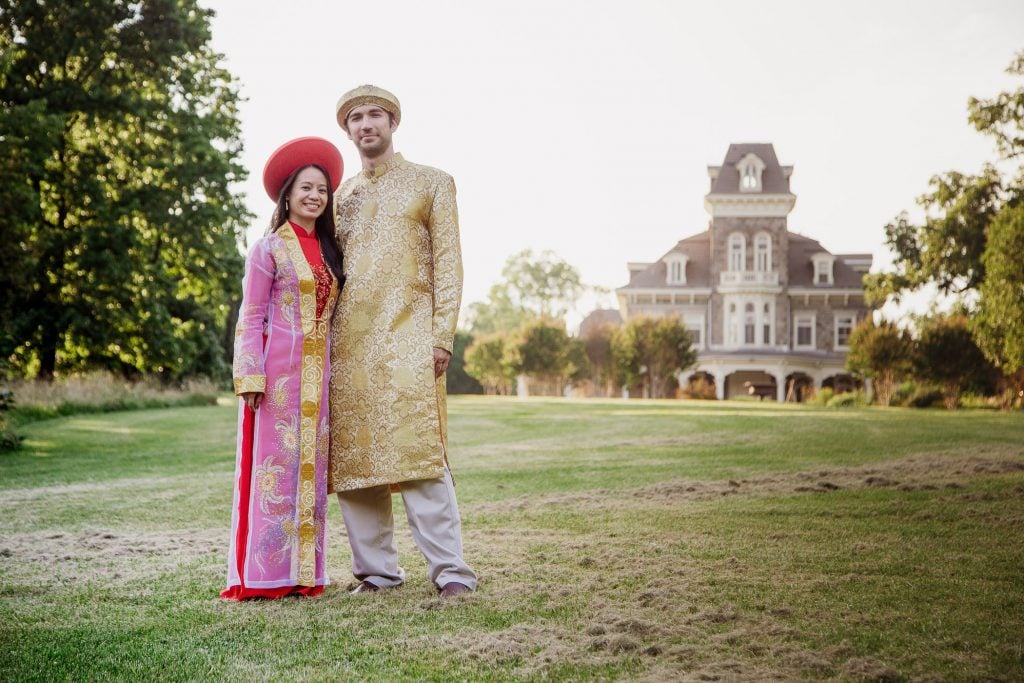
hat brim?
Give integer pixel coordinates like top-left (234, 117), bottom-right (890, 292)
top-left (262, 137), bottom-right (344, 202)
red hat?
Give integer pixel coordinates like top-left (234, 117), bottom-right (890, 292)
top-left (262, 137), bottom-right (344, 201)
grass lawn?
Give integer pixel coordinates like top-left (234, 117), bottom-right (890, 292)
top-left (1, 396), bottom-right (1022, 680)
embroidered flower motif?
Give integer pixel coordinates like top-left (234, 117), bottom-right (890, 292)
top-left (254, 456), bottom-right (286, 514)
top-left (276, 415), bottom-right (299, 453)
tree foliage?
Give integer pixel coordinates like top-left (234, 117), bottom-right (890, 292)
top-left (466, 249), bottom-right (585, 335)
top-left (611, 316), bottom-right (696, 399)
top-left (463, 334), bottom-right (515, 395)
top-left (0, 0), bottom-right (250, 379)
top-left (913, 316), bottom-right (994, 409)
top-left (845, 318), bottom-right (913, 407)
top-left (445, 330), bottom-right (483, 395)
top-left (581, 322), bottom-right (621, 396)
top-left (866, 51), bottom-right (1024, 307)
top-left (970, 204), bottom-right (1024, 403)
top-left (506, 318), bottom-right (587, 395)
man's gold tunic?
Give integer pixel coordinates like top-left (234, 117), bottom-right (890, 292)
top-left (328, 154), bottom-right (462, 492)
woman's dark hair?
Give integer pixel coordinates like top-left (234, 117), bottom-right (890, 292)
top-left (269, 164), bottom-right (345, 286)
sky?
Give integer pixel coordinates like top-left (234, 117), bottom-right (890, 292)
top-left (202, 0), bottom-right (1023, 326)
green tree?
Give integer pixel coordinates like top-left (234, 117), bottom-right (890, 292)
top-left (446, 330), bottom-right (483, 395)
top-left (846, 318), bottom-right (913, 407)
top-left (0, 0), bottom-right (250, 380)
top-left (970, 204), bottom-right (1024, 404)
top-left (581, 322), bottom-right (623, 396)
top-left (865, 50), bottom-right (1024, 407)
top-left (507, 319), bottom-right (587, 396)
top-left (466, 249), bottom-right (586, 335)
top-left (464, 334), bottom-right (515, 395)
top-left (913, 316), bottom-right (994, 409)
top-left (611, 316), bottom-right (695, 399)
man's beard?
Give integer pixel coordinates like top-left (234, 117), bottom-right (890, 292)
top-left (359, 134), bottom-right (390, 158)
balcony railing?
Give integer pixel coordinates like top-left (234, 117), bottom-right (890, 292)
top-left (719, 270), bottom-right (779, 286)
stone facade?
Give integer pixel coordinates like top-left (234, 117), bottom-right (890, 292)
top-left (614, 144), bottom-right (873, 400)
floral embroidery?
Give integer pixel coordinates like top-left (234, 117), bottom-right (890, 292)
top-left (254, 456), bottom-right (286, 515)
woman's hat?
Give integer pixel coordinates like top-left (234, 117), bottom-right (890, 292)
top-left (262, 137), bottom-right (344, 201)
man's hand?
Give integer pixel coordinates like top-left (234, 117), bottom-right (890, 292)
top-left (241, 392), bottom-right (263, 411)
top-left (433, 347), bottom-right (452, 379)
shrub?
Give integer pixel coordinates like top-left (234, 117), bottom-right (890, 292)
top-left (2, 372), bottom-right (220, 446)
top-left (892, 381), bottom-right (917, 406)
top-left (827, 391), bottom-right (868, 408)
top-left (810, 387), bottom-right (834, 406)
top-left (906, 386), bottom-right (945, 408)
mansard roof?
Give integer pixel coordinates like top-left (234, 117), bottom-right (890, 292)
top-left (787, 233), bottom-right (869, 288)
top-left (622, 230), bottom-right (712, 289)
top-left (708, 143), bottom-right (792, 195)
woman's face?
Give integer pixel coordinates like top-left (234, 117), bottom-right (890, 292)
top-left (287, 167), bottom-right (329, 223)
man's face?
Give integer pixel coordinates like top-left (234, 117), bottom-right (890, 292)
top-left (345, 104), bottom-right (396, 156)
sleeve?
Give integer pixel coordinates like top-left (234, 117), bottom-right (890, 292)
top-left (428, 173), bottom-right (464, 354)
top-left (232, 238), bottom-right (276, 395)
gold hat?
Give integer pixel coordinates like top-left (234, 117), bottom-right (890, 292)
top-left (336, 84), bottom-right (401, 128)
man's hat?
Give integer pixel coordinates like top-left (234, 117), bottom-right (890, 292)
top-left (336, 84), bottom-right (401, 128)
top-left (262, 137), bottom-right (344, 201)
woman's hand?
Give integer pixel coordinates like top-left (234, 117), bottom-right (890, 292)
top-left (241, 392), bottom-right (263, 411)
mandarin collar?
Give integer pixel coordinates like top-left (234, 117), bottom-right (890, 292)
top-left (362, 152), bottom-right (404, 179)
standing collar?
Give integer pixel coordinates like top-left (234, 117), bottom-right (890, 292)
top-left (362, 152), bottom-right (404, 179)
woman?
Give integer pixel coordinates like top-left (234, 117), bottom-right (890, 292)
top-left (222, 137), bottom-right (345, 600)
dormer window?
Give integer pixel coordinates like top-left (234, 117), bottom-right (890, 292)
top-left (813, 253), bottom-right (836, 286)
top-left (736, 153), bottom-right (766, 193)
top-left (665, 253), bottom-right (688, 285)
top-left (728, 233), bottom-right (745, 271)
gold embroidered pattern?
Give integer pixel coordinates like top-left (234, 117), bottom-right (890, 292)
top-left (276, 224), bottom-right (337, 586)
top-left (328, 154), bottom-right (462, 493)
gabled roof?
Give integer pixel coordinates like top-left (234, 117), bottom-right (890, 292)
top-left (707, 143), bottom-right (792, 195)
top-left (620, 230), bottom-right (712, 289)
top-left (787, 234), bottom-right (869, 288)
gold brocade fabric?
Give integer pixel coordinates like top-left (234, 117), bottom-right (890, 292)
top-left (328, 154), bottom-right (463, 493)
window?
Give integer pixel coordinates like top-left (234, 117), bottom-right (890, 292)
top-left (729, 233), bottom-right (745, 271)
top-left (763, 303), bottom-right (771, 344)
top-left (835, 313), bottom-right (855, 349)
top-left (727, 303), bottom-right (737, 346)
top-left (813, 255), bottom-right (835, 286)
top-left (736, 153), bottom-right (766, 193)
top-left (744, 303), bottom-right (755, 344)
top-left (741, 165), bottom-right (757, 190)
top-left (755, 233), bottom-right (771, 272)
top-left (795, 313), bottom-right (815, 348)
top-left (687, 325), bottom-right (701, 347)
top-left (666, 255), bottom-right (688, 284)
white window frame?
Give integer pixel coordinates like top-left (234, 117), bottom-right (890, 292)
top-left (736, 153), bottom-right (766, 193)
top-left (813, 255), bottom-right (835, 286)
top-left (683, 314), bottom-right (704, 349)
top-left (665, 254), bottom-right (688, 285)
top-left (794, 312), bottom-right (816, 349)
top-left (728, 233), bottom-right (746, 272)
top-left (755, 232), bottom-right (772, 272)
top-left (834, 311), bottom-right (855, 351)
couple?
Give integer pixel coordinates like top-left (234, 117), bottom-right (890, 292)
top-left (222, 85), bottom-right (476, 600)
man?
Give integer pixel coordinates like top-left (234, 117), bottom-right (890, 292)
top-left (328, 84), bottom-right (477, 597)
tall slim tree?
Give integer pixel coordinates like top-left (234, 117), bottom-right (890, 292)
top-left (845, 318), bottom-right (913, 407)
top-left (0, 0), bottom-right (250, 379)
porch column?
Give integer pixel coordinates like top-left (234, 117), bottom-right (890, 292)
top-left (713, 371), bottom-right (726, 400)
top-left (772, 371), bottom-right (786, 403)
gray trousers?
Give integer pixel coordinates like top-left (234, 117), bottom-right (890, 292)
top-left (336, 468), bottom-right (478, 590)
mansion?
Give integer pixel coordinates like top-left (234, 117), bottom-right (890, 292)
top-left (613, 143), bottom-right (872, 401)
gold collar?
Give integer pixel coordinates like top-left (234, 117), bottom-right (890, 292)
top-left (363, 152), bottom-right (404, 179)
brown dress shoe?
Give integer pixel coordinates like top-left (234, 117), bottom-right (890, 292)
top-left (439, 582), bottom-right (472, 598)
